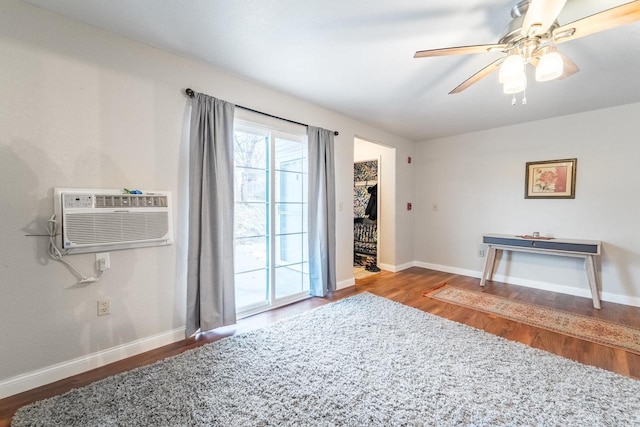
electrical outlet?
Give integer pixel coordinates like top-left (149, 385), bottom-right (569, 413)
top-left (97, 299), bottom-right (110, 316)
top-left (96, 253), bottom-right (110, 271)
top-left (432, 203), bottom-right (438, 211)
top-left (478, 249), bottom-right (485, 257)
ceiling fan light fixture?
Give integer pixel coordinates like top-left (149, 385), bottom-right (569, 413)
top-left (413, 0), bottom-right (640, 100)
top-left (503, 71), bottom-right (527, 94)
top-left (536, 50), bottom-right (564, 81)
top-left (498, 53), bottom-right (524, 83)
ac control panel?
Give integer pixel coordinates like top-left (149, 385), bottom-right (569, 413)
top-left (63, 194), bottom-right (94, 209)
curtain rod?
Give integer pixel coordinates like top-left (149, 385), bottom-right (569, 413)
top-left (185, 88), bottom-right (339, 136)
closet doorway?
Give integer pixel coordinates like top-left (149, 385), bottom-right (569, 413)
top-left (353, 138), bottom-right (395, 279)
top-left (353, 159), bottom-right (378, 277)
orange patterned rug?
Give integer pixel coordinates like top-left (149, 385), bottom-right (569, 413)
top-left (425, 285), bottom-right (640, 355)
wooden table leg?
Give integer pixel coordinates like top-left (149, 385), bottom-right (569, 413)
top-left (585, 255), bottom-right (601, 309)
top-left (480, 246), bottom-right (496, 287)
top-left (487, 247), bottom-right (497, 280)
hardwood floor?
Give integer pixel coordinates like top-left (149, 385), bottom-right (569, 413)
top-left (2, 267), bottom-right (639, 426)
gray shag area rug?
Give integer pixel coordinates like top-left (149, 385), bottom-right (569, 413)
top-left (13, 292), bottom-right (640, 426)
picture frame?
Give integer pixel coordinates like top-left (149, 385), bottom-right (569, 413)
top-left (525, 158), bottom-right (577, 199)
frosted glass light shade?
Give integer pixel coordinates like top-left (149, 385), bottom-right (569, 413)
top-left (499, 54), bottom-right (524, 83)
top-left (536, 51), bottom-right (563, 81)
top-left (503, 71), bottom-right (527, 94)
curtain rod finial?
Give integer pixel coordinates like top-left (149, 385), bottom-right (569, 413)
top-left (334, 131), bottom-right (339, 136)
top-left (185, 88), bottom-right (195, 98)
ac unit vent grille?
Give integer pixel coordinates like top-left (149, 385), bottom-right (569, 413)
top-left (65, 212), bottom-right (169, 245)
top-left (95, 194), bottom-right (168, 208)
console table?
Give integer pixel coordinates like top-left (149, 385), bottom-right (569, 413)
top-left (481, 234), bottom-right (602, 309)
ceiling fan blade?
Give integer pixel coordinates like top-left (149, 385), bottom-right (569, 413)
top-left (553, 0), bottom-right (640, 43)
top-left (414, 44), bottom-right (506, 58)
top-left (521, 0), bottom-right (567, 36)
top-left (449, 58), bottom-right (504, 94)
top-left (556, 51), bottom-right (579, 80)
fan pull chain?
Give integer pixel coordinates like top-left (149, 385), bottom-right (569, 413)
top-left (522, 89), bottom-right (527, 105)
top-left (511, 94), bottom-right (516, 106)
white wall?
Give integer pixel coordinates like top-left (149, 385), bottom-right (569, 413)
top-left (0, 0), bottom-right (415, 395)
top-left (354, 138), bottom-right (399, 269)
top-left (413, 102), bottom-right (640, 305)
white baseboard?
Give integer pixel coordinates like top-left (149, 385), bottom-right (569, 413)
top-left (337, 277), bottom-right (355, 290)
top-left (414, 261), bottom-right (640, 308)
top-left (340, 260), bottom-right (415, 286)
top-left (0, 327), bottom-right (185, 399)
top-left (600, 290), bottom-right (640, 307)
top-left (378, 261), bottom-right (415, 272)
top-left (414, 261), bottom-right (479, 279)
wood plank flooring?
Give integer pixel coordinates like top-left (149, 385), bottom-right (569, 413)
top-left (2, 267), bottom-right (640, 426)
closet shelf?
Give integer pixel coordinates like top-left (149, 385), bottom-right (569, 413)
top-left (354, 180), bottom-right (378, 187)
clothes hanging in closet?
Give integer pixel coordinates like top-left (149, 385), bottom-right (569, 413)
top-left (365, 184), bottom-right (377, 221)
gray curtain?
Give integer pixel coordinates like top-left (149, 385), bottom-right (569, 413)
top-left (307, 126), bottom-right (337, 297)
top-left (186, 93), bottom-right (236, 337)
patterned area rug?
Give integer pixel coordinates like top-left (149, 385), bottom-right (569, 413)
top-left (426, 285), bottom-right (640, 355)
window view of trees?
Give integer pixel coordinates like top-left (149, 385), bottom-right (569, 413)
top-left (234, 130), bottom-right (267, 241)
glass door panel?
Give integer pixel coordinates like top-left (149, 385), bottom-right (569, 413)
top-left (275, 265), bottom-right (304, 299)
top-left (234, 129), bottom-right (269, 311)
top-left (235, 269), bottom-right (268, 308)
top-left (234, 125), bottom-right (309, 315)
top-left (273, 136), bottom-right (308, 301)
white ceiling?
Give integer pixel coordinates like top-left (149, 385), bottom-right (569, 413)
top-left (22, 0), bottom-right (640, 141)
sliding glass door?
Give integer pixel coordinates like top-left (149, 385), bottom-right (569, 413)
top-left (233, 121), bottom-right (310, 316)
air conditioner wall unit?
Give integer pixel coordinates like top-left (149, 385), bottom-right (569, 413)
top-left (53, 188), bottom-right (174, 254)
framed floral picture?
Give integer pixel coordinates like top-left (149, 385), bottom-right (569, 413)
top-left (525, 158), bottom-right (577, 199)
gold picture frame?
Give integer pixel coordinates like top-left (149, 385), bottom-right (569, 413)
top-left (525, 158), bottom-right (577, 199)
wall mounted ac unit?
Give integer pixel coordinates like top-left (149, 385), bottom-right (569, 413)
top-left (53, 188), bottom-right (174, 254)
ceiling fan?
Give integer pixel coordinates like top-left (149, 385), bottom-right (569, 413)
top-left (414, 0), bottom-right (640, 100)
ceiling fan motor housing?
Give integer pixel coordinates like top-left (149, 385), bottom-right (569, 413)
top-left (499, 0), bottom-right (559, 45)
